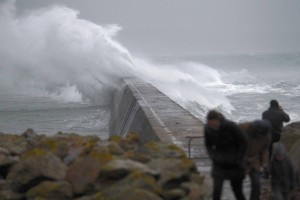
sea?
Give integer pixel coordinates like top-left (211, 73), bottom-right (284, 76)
top-left (0, 3), bottom-right (299, 138)
top-left (1, 53), bottom-right (299, 138)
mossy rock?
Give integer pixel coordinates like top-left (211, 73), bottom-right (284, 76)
top-left (0, 134), bottom-right (29, 155)
top-left (100, 159), bottom-right (158, 180)
top-left (99, 171), bottom-right (159, 199)
top-left (7, 149), bottom-right (67, 192)
top-left (288, 139), bottom-right (300, 182)
top-left (161, 188), bottom-right (186, 200)
top-left (75, 188), bottom-right (163, 200)
top-left (147, 158), bottom-right (198, 191)
top-left (26, 181), bottom-right (73, 200)
top-left (66, 150), bottom-right (114, 195)
top-left (0, 189), bottom-right (24, 200)
top-left (123, 150), bottom-right (151, 163)
top-left (112, 188), bottom-right (163, 200)
top-left (35, 134), bottom-right (100, 160)
top-left (142, 141), bottom-right (186, 159)
top-left (281, 122), bottom-right (300, 152)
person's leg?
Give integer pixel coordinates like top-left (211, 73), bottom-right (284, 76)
top-left (230, 178), bottom-right (246, 200)
top-left (213, 177), bottom-right (224, 200)
top-left (249, 169), bottom-right (261, 200)
top-left (269, 141), bottom-right (274, 158)
top-left (282, 191), bottom-right (290, 200)
top-left (273, 188), bottom-right (284, 200)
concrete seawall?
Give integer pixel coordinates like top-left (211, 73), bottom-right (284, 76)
top-left (109, 78), bottom-right (204, 147)
top-left (109, 78), bottom-right (248, 199)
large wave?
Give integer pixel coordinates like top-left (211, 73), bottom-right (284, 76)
top-left (0, 1), bottom-right (233, 119)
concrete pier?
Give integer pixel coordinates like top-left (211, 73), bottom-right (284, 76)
top-left (109, 78), bottom-right (252, 200)
top-left (109, 78), bottom-right (204, 148)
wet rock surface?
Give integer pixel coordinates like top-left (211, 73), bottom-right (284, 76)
top-left (0, 130), bottom-right (210, 200)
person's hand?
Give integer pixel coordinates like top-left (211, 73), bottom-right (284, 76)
top-left (260, 166), bottom-right (264, 173)
top-left (260, 165), bottom-right (268, 172)
top-left (261, 166), bottom-right (269, 179)
top-left (279, 106), bottom-right (283, 112)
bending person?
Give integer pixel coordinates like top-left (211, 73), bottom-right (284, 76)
top-left (204, 110), bottom-right (248, 200)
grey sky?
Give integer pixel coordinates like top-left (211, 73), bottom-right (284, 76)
top-left (13, 0), bottom-right (300, 55)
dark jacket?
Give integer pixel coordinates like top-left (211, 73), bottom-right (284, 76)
top-left (270, 143), bottom-right (295, 192)
top-left (262, 106), bottom-right (290, 142)
top-left (205, 118), bottom-right (248, 180)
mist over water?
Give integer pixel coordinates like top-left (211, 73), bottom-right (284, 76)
top-left (0, 1), bottom-right (299, 135)
top-left (0, 2), bottom-right (232, 114)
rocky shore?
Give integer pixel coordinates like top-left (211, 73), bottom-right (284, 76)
top-left (0, 129), bottom-right (210, 200)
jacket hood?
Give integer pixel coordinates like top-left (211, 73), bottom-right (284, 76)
top-left (252, 120), bottom-right (271, 136)
top-left (273, 142), bottom-right (286, 157)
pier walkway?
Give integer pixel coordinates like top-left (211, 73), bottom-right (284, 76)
top-left (110, 78), bottom-right (271, 200)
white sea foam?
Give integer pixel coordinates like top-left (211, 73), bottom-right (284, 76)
top-left (0, 1), bottom-right (234, 117)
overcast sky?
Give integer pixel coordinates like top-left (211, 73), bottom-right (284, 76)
top-left (12, 0), bottom-right (300, 56)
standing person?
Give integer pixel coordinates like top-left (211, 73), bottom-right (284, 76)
top-left (204, 110), bottom-right (248, 200)
top-left (270, 142), bottom-right (295, 200)
top-left (262, 99), bottom-right (290, 157)
top-left (239, 120), bottom-right (271, 200)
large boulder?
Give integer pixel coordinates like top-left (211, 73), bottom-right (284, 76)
top-left (0, 153), bottom-right (19, 179)
top-left (0, 135), bottom-right (29, 156)
top-left (288, 140), bottom-right (300, 182)
top-left (74, 189), bottom-right (163, 200)
top-left (97, 171), bottom-right (159, 199)
top-left (35, 133), bottom-right (100, 161)
top-left (110, 188), bottom-right (163, 200)
top-left (65, 150), bottom-right (113, 195)
top-left (143, 141), bottom-right (186, 159)
top-left (147, 158), bottom-right (197, 191)
top-left (7, 149), bottom-right (67, 192)
top-left (26, 181), bottom-right (73, 200)
top-left (281, 122), bottom-right (300, 152)
top-left (281, 122), bottom-right (300, 182)
top-left (100, 159), bottom-right (158, 180)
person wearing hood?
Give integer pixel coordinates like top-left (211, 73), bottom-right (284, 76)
top-left (262, 100), bottom-right (290, 157)
top-left (239, 120), bottom-right (271, 200)
top-left (270, 142), bottom-right (295, 200)
top-left (204, 110), bottom-right (248, 200)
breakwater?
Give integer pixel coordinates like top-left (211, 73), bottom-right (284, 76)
top-left (109, 78), bottom-right (204, 146)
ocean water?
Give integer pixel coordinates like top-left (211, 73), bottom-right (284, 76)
top-left (1, 54), bottom-right (299, 138)
top-left (0, 2), bottom-right (299, 138)
top-left (152, 53), bottom-right (300, 123)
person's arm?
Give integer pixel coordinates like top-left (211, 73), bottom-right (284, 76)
top-left (261, 132), bottom-right (271, 168)
top-left (282, 111), bottom-right (290, 122)
top-left (204, 127), bottom-right (214, 160)
top-left (279, 106), bottom-right (290, 122)
top-left (232, 122), bottom-right (248, 162)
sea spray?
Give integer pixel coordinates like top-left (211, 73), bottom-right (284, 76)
top-left (0, 1), bottom-right (233, 120)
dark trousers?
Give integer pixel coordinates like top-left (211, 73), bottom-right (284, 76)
top-left (213, 177), bottom-right (246, 200)
top-left (249, 169), bottom-right (261, 200)
top-left (273, 188), bottom-right (290, 200)
top-left (269, 133), bottom-right (281, 158)
top-left (269, 141), bottom-right (275, 158)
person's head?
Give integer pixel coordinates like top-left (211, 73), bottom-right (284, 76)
top-left (273, 143), bottom-right (286, 161)
top-left (206, 110), bottom-right (224, 131)
top-left (270, 99), bottom-right (279, 108)
top-left (252, 120), bottom-right (271, 137)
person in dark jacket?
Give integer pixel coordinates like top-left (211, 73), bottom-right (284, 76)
top-left (204, 110), bottom-right (248, 200)
top-left (262, 99), bottom-right (290, 157)
top-left (270, 142), bottom-right (295, 200)
top-left (239, 120), bottom-right (271, 200)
